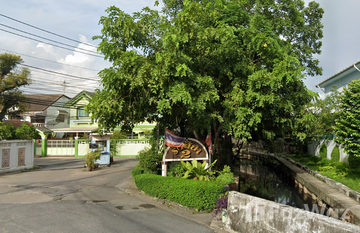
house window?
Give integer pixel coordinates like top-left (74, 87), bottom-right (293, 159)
top-left (77, 108), bottom-right (89, 118)
top-left (31, 115), bottom-right (45, 123)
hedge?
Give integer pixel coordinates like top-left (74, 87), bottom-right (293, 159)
top-left (132, 170), bottom-right (225, 212)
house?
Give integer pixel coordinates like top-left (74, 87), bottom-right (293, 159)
top-left (19, 94), bottom-right (71, 138)
top-left (316, 60), bottom-right (360, 94)
top-left (53, 90), bottom-right (98, 138)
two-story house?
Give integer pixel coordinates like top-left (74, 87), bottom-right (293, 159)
top-left (53, 90), bottom-right (98, 139)
top-left (20, 94), bottom-right (71, 138)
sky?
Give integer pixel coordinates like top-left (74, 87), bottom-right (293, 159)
top-left (1, 0), bottom-right (360, 97)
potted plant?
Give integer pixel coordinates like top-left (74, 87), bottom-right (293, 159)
top-left (212, 193), bottom-right (228, 222)
top-left (85, 151), bottom-right (100, 171)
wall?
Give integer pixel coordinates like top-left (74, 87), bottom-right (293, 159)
top-left (114, 140), bottom-right (150, 156)
top-left (0, 140), bottom-right (34, 173)
top-left (308, 139), bottom-right (348, 163)
top-left (225, 191), bottom-right (360, 233)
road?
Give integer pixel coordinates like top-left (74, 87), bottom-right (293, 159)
top-left (0, 157), bottom-right (222, 233)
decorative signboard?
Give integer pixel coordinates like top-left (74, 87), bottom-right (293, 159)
top-left (162, 138), bottom-right (208, 176)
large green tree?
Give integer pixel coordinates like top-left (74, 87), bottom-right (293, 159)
top-left (0, 53), bottom-right (31, 120)
top-left (87, 0), bottom-right (324, 162)
top-left (334, 79), bottom-right (360, 158)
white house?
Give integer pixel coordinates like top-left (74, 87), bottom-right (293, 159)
top-left (316, 60), bottom-right (360, 94)
top-left (21, 94), bottom-right (71, 138)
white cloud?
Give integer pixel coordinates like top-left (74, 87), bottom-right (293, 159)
top-left (36, 43), bottom-right (55, 53)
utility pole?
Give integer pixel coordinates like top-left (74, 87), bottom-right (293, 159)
top-left (61, 80), bottom-right (69, 94)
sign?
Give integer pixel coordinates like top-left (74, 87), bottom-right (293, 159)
top-left (162, 138), bottom-right (209, 176)
top-left (164, 139), bottom-right (207, 160)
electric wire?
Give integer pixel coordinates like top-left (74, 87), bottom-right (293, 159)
top-left (20, 64), bottom-right (100, 81)
top-left (0, 48), bottom-right (100, 72)
top-left (0, 28), bottom-right (104, 58)
top-left (0, 13), bottom-right (98, 48)
top-left (0, 24), bottom-right (102, 56)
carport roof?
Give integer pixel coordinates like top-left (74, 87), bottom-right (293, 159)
top-left (52, 127), bottom-right (98, 133)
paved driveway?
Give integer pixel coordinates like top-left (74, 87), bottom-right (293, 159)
top-left (0, 157), bottom-right (223, 233)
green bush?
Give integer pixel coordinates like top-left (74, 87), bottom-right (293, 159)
top-left (131, 166), bottom-right (144, 176)
top-left (167, 162), bottom-right (185, 177)
top-left (137, 147), bottom-right (162, 174)
top-left (181, 159), bottom-right (217, 181)
top-left (215, 165), bottom-right (234, 185)
top-left (319, 143), bottom-right (327, 160)
top-left (331, 146), bottom-right (340, 162)
top-left (348, 154), bottom-right (360, 169)
top-left (0, 122), bottom-right (16, 140)
top-left (16, 122), bottom-right (41, 140)
top-left (133, 173), bottom-right (225, 212)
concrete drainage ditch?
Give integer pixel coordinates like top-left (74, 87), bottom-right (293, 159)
top-left (224, 151), bottom-right (360, 232)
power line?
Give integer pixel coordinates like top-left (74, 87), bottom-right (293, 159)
top-left (29, 68), bottom-right (100, 83)
top-left (0, 13), bottom-right (98, 48)
top-left (0, 48), bottom-right (100, 72)
top-left (21, 84), bottom-right (98, 95)
top-left (0, 24), bottom-right (102, 56)
top-left (20, 64), bottom-right (100, 81)
top-left (29, 77), bottom-right (99, 88)
top-left (0, 28), bottom-right (104, 58)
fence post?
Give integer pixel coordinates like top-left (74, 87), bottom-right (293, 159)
top-left (41, 137), bottom-right (47, 157)
top-left (33, 139), bottom-right (36, 157)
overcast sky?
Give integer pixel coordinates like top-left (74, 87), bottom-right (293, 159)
top-left (1, 0), bottom-right (359, 97)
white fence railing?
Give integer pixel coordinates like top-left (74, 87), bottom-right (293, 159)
top-left (34, 139), bottom-right (152, 157)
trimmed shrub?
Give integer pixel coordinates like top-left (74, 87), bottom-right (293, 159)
top-left (131, 166), bottom-right (144, 177)
top-left (132, 173), bottom-right (225, 212)
top-left (331, 146), bottom-right (340, 162)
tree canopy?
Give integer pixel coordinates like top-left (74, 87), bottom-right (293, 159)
top-left (0, 53), bottom-right (31, 120)
top-left (334, 79), bottom-right (360, 158)
top-left (87, 0), bottom-right (324, 158)
top-left (0, 122), bottom-right (40, 140)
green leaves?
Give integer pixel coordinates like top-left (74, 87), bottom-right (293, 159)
top-left (89, 0), bottom-right (324, 146)
top-left (180, 159), bottom-right (217, 181)
top-left (335, 79), bottom-right (360, 157)
top-left (0, 53), bottom-right (31, 120)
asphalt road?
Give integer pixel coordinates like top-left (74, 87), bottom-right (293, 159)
top-left (0, 157), bottom-right (222, 233)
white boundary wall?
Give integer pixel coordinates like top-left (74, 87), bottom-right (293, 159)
top-left (308, 140), bottom-right (348, 163)
top-left (115, 140), bottom-right (150, 156)
top-left (0, 140), bottom-right (34, 173)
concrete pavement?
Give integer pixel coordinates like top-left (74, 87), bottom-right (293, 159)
top-left (0, 157), bottom-right (228, 233)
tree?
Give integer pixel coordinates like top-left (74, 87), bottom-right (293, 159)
top-left (87, 0), bottom-right (324, 164)
top-left (0, 53), bottom-right (31, 120)
top-left (15, 122), bottom-right (41, 140)
top-left (290, 87), bottom-right (342, 152)
top-left (334, 79), bottom-right (360, 158)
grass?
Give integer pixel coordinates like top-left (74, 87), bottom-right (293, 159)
top-left (286, 153), bottom-right (360, 193)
